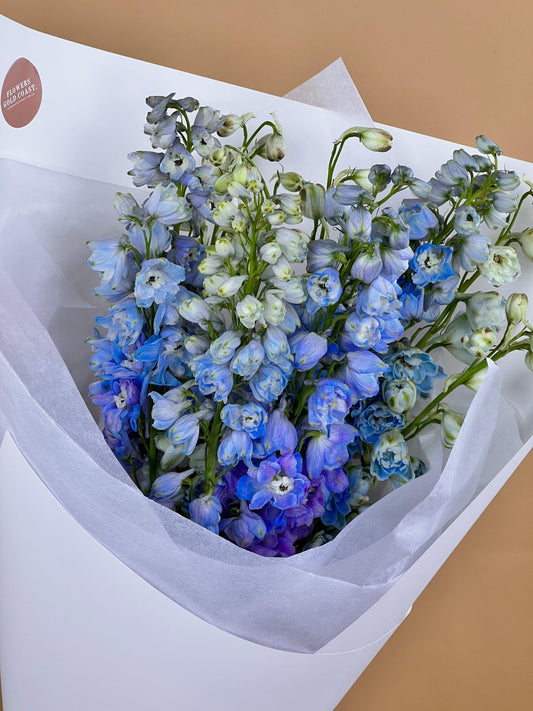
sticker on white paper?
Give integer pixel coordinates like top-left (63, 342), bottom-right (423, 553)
top-left (1, 57), bottom-right (42, 128)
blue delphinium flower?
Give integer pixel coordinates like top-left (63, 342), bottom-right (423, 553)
top-left (230, 339), bottom-right (265, 379)
top-left (134, 258), bottom-right (186, 308)
top-left (221, 403), bottom-right (268, 439)
top-left (357, 402), bottom-right (405, 444)
top-left (386, 348), bottom-right (444, 394)
top-left (189, 354), bottom-right (233, 402)
top-left (149, 470), bottom-right (191, 508)
top-left (306, 267), bottom-right (342, 314)
top-left (410, 244), bottom-right (455, 287)
top-left (189, 494), bottom-right (223, 534)
top-left (342, 349), bottom-right (389, 400)
top-left (370, 429), bottom-right (412, 482)
top-left (398, 200), bottom-right (438, 239)
top-left (217, 430), bottom-right (254, 467)
top-left (220, 501), bottom-right (268, 548)
top-left (308, 379), bottom-right (352, 428)
top-left (305, 424), bottom-right (357, 479)
top-left (249, 364), bottom-right (288, 403)
top-left (290, 331), bottom-right (328, 371)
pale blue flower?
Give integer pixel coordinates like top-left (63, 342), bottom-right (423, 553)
top-left (262, 408), bottom-right (298, 455)
top-left (207, 330), bottom-right (241, 365)
top-left (149, 470), bottom-right (190, 508)
top-left (357, 402), bottom-right (404, 444)
top-left (127, 151), bottom-right (164, 187)
top-left (398, 200), bottom-right (438, 240)
top-left (306, 268), bottom-right (342, 313)
top-left (249, 364), bottom-right (288, 402)
top-left (342, 349), bottom-right (389, 400)
top-left (167, 413), bottom-right (201, 454)
top-left (453, 205), bottom-right (481, 236)
top-left (134, 258), bottom-right (185, 308)
top-left (220, 403), bottom-right (268, 439)
top-left (145, 183), bottom-right (192, 226)
top-left (230, 339), bottom-right (265, 379)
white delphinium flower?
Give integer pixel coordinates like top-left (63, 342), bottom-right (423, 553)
top-left (480, 246), bottom-right (521, 286)
top-left (275, 228), bottom-right (309, 262)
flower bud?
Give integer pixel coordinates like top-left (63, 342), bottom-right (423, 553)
top-left (491, 191), bottom-right (518, 213)
top-left (439, 404), bottom-right (465, 448)
top-left (368, 164), bottom-right (392, 190)
top-left (475, 135), bottom-right (502, 156)
top-left (300, 182), bottom-right (325, 220)
top-left (525, 351), bottom-right (533, 374)
top-left (217, 275), bottom-right (247, 298)
top-left (255, 132), bottom-right (286, 161)
top-left (278, 171), bottom-right (304, 192)
top-left (505, 293), bottom-right (528, 324)
top-left (214, 173), bottom-right (234, 195)
top-left (217, 114), bottom-right (242, 137)
top-left (259, 241), bottom-right (282, 264)
top-left (198, 254), bottom-right (224, 274)
top-left (236, 295), bottom-right (264, 329)
top-left (382, 378), bottom-right (417, 413)
top-left (464, 366), bottom-right (488, 392)
top-left (350, 249), bottom-right (383, 283)
top-left (335, 126), bottom-right (393, 152)
top-left (512, 228), bottom-right (533, 260)
top-left (214, 236), bottom-right (235, 258)
top-left (494, 170), bottom-right (521, 191)
top-left (350, 169), bottom-right (373, 191)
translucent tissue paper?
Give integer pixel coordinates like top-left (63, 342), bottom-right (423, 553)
top-left (0, 14), bottom-right (532, 710)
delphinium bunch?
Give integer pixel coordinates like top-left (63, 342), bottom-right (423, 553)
top-left (87, 94), bottom-right (533, 556)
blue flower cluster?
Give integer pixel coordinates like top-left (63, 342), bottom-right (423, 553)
top-left (88, 99), bottom-right (532, 556)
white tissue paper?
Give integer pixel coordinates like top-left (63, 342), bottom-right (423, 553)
top-left (0, 14), bottom-right (532, 711)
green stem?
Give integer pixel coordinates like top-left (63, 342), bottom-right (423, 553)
top-left (204, 402), bottom-right (224, 493)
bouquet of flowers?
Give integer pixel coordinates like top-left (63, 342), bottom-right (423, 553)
top-left (1, 17), bottom-right (533, 711)
top-left (88, 93), bottom-right (533, 557)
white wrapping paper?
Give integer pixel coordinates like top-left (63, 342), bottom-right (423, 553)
top-left (0, 11), bottom-right (532, 668)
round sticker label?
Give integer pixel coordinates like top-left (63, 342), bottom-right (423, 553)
top-left (1, 57), bottom-right (42, 128)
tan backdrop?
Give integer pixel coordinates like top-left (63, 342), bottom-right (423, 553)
top-left (0, 1), bottom-right (532, 710)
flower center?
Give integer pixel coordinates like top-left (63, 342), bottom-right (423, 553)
top-left (271, 475), bottom-right (294, 495)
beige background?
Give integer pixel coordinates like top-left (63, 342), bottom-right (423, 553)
top-left (0, 1), bottom-right (532, 709)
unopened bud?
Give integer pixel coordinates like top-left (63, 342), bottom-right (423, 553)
top-left (300, 182), bottom-right (325, 220)
top-left (439, 404), bottom-right (465, 448)
top-left (525, 351), bottom-right (533, 374)
top-left (278, 171), bottom-right (304, 192)
top-left (506, 293), bottom-right (528, 325)
top-left (512, 228), bottom-right (533, 261)
top-left (254, 132), bottom-right (286, 161)
top-left (336, 126), bottom-right (393, 152)
top-left (217, 114), bottom-right (242, 137)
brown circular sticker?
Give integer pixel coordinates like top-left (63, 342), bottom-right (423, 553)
top-left (1, 58), bottom-right (42, 128)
